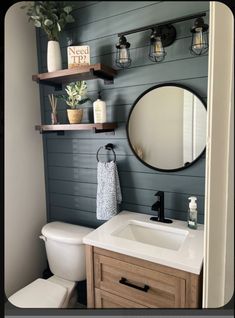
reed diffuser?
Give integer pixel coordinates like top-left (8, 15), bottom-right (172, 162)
top-left (48, 94), bottom-right (58, 124)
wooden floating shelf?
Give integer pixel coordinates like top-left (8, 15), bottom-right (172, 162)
top-left (35, 122), bottom-right (117, 134)
top-left (32, 63), bottom-right (117, 89)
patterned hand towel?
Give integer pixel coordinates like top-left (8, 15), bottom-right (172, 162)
top-left (96, 161), bottom-right (122, 220)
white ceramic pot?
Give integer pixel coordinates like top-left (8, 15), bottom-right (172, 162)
top-left (47, 40), bottom-right (62, 72)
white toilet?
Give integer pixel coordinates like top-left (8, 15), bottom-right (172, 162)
top-left (8, 221), bottom-right (93, 308)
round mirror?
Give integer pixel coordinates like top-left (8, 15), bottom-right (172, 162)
top-left (127, 83), bottom-right (207, 172)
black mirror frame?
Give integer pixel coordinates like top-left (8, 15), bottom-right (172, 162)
top-left (126, 83), bottom-right (207, 173)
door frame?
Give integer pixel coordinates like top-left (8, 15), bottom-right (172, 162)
top-left (203, 1), bottom-right (234, 308)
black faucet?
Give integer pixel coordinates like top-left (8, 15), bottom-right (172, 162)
top-left (150, 191), bottom-right (173, 223)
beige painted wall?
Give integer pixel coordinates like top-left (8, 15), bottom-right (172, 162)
top-left (5, 2), bottom-right (47, 298)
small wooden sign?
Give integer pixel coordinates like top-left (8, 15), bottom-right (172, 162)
top-left (67, 45), bottom-right (90, 68)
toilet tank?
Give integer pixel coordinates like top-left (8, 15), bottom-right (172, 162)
top-left (41, 222), bottom-right (93, 282)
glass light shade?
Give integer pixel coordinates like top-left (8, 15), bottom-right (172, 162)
top-left (115, 35), bottom-right (131, 68)
top-left (149, 36), bottom-right (166, 62)
top-left (116, 46), bottom-right (131, 68)
top-left (190, 27), bottom-right (208, 55)
top-left (190, 17), bottom-right (209, 56)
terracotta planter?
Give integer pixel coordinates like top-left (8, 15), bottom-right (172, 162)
top-left (67, 109), bottom-right (83, 124)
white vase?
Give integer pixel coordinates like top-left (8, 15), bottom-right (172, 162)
top-left (47, 40), bottom-right (62, 72)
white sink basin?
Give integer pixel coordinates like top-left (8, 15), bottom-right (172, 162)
top-left (83, 210), bottom-right (204, 274)
top-left (111, 220), bottom-right (188, 251)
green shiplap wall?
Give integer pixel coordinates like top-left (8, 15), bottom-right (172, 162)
top-left (36, 1), bottom-right (209, 228)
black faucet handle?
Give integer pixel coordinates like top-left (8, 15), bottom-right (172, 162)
top-left (151, 190), bottom-right (173, 224)
top-left (151, 201), bottom-right (160, 211)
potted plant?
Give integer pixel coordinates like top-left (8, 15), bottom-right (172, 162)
top-left (58, 81), bottom-right (89, 124)
top-left (21, 1), bottom-right (75, 72)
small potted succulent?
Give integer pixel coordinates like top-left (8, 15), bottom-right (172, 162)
top-left (21, 1), bottom-right (75, 72)
top-left (59, 81), bottom-right (89, 124)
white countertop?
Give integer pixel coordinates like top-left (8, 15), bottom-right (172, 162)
top-left (83, 210), bottom-right (204, 274)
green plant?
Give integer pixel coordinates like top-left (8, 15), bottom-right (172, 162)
top-left (21, 1), bottom-right (75, 41)
top-left (58, 81), bottom-right (90, 109)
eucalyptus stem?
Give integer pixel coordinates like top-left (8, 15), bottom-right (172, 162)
top-left (21, 2), bottom-right (75, 42)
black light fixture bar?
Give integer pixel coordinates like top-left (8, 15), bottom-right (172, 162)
top-left (118, 12), bottom-right (207, 37)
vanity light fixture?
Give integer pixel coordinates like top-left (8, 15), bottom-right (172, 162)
top-left (190, 17), bottom-right (209, 55)
top-left (115, 12), bottom-right (208, 69)
top-left (115, 35), bottom-right (131, 68)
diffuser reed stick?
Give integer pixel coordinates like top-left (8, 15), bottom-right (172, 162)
top-left (48, 94), bottom-right (58, 124)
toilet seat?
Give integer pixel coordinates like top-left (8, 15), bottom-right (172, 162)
top-left (48, 276), bottom-right (76, 308)
top-left (8, 278), bottom-right (67, 308)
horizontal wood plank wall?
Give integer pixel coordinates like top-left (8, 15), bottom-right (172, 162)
top-left (36, 1), bottom-right (209, 228)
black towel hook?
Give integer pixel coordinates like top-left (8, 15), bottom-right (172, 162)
top-left (96, 143), bottom-right (116, 162)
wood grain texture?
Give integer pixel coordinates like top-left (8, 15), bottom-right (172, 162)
top-left (89, 246), bottom-right (202, 308)
top-left (95, 288), bottom-right (147, 308)
top-left (32, 64), bottom-right (116, 87)
top-left (94, 253), bottom-right (185, 308)
top-left (35, 122), bottom-right (117, 133)
top-left (94, 247), bottom-right (195, 279)
top-left (85, 245), bottom-right (95, 308)
top-left (36, 1), bottom-right (208, 226)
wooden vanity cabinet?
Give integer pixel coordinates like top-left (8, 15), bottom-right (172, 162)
top-left (85, 245), bottom-right (202, 309)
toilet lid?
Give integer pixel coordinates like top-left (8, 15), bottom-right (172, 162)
top-left (41, 221), bottom-right (94, 244)
top-left (8, 278), bottom-right (67, 308)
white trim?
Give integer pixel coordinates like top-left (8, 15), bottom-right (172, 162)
top-left (203, 1), bottom-right (234, 308)
top-left (223, 37), bottom-right (234, 305)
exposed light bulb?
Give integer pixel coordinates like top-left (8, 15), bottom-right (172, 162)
top-left (153, 37), bottom-right (165, 57)
top-left (119, 47), bottom-right (129, 63)
top-left (192, 27), bottom-right (203, 50)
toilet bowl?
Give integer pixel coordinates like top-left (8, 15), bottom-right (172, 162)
top-left (8, 221), bottom-right (93, 308)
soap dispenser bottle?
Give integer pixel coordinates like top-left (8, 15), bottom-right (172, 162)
top-left (188, 196), bottom-right (198, 229)
top-left (93, 92), bottom-right (106, 123)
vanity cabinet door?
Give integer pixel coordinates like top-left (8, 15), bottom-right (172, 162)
top-left (94, 253), bottom-right (186, 308)
top-left (95, 288), bottom-right (147, 308)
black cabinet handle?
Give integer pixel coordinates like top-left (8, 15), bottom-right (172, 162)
top-left (119, 277), bottom-right (149, 292)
